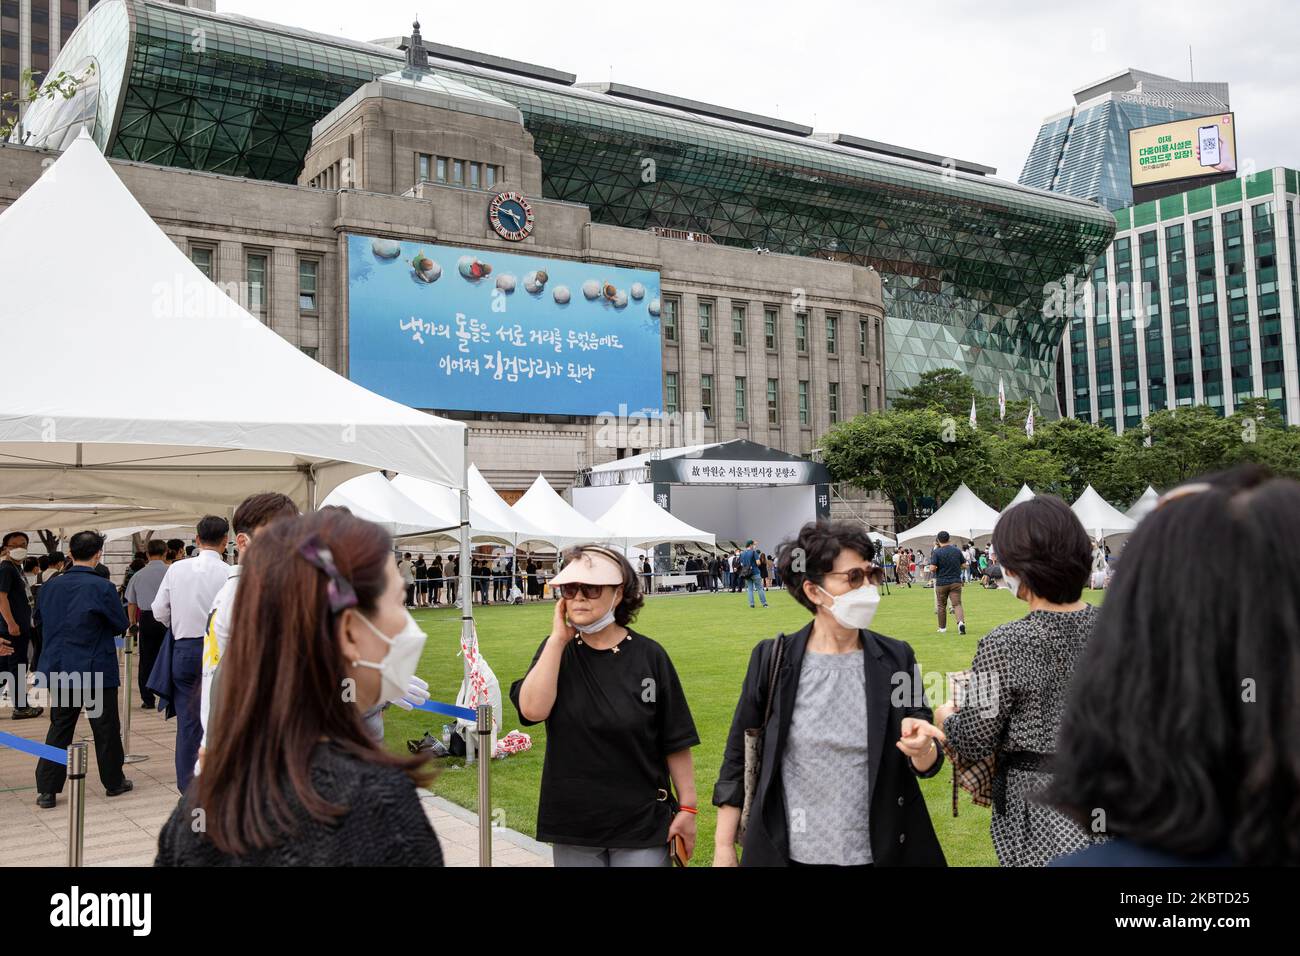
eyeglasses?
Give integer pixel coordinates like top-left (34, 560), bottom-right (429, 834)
top-left (558, 582), bottom-right (609, 600)
top-left (822, 565), bottom-right (884, 588)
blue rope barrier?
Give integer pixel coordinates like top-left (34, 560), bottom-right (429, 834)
top-left (0, 730), bottom-right (67, 763)
top-left (413, 699), bottom-right (476, 722)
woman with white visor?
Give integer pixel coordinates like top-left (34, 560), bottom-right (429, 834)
top-left (511, 545), bottom-right (700, 866)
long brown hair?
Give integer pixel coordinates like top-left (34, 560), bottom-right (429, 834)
top-left (197, 507), bottom-right (431, 855)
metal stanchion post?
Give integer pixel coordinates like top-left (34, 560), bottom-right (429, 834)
top-left (67, 742), bottom-right (88, 867)
top-left (477, 703), bottom-right (492, 867)
top-left (122, 629), bottom-right (148, 764)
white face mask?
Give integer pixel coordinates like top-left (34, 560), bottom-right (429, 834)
top-left (1003, 570), bottom-right (1023, 600)
top-left (8, 548), bottom-right (27, 562)
top-left (354, 609), bottom-right (427, 705)
top-left (817, 583), bottom-right (881, 631)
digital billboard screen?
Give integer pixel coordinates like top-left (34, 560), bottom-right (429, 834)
top-left (346, 235), bottom-right (663, 416)
top-left (1129, 112), bottom-right (1237, 188)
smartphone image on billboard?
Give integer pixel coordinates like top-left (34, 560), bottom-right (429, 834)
top-left (1199, 125), bottom-right (1221, 168)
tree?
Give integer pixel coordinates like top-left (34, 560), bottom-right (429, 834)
top-left (969, 433), bottom-right (1068, 508)
top-left (1035, 417), bottom-right (1126, 501)
top-left (821, 408), bottom-right (988, 528)
top-left (1127, 405), bottom-right (1241, 488)
top-left (0, 64), bottom-right (96, 140)
top-left (892, 368), bottom-right (977, 416)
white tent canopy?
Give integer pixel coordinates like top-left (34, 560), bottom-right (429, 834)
top-left (389, 473), bottom-right (515, 546)
top-left (467, 465), bottom-right (557, 550)
top-left (868, 531), bottom-right (896, 548)
top-left (320, 471), bottom-right (457, 540)
top-left (1072, 485), bottom-right (1138, 542)
top-left (1125, 485), bottom-right (1160, 523)
top-left (0, 130), bottom-right (465, 517)
top-left (511, 474), bottom-right (615, 549)
top-left (1003, 484), bottom-right (1037, 512)
top-left (594, 482), bottom-right (715, 550)
top-left (896, 483), bottom-right (1001, 549)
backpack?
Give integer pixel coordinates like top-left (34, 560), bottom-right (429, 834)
top-left (739, 548), bottom-right (756, 575)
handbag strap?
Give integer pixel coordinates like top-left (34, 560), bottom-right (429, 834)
top-left (760, 632), bottom-right (785, 730)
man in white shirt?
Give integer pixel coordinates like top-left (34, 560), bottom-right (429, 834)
top-left (152, 515), bottom-right (230, 793)
top-left (198, 492), bottom-right (298, 777)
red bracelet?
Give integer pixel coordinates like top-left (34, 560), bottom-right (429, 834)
top-left (678, 805), bottom-right (698, 814)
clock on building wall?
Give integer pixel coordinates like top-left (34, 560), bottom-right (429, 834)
top-left (488, 191), bottom-right (535, 241)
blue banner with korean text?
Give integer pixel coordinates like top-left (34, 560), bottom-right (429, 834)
top-left (346, 235), bottom-right (663, 416)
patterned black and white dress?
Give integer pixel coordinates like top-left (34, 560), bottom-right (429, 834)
top-left (942, 605), bottom-right (1106, 866)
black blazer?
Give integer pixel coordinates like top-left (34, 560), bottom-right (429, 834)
top-left (713, 623), bottom-right (947, 866)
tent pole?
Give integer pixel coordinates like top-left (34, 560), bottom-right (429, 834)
top-left (306, 466), bottom-right (317, 511)
top-left (458, 430), bottom-right (474, 760)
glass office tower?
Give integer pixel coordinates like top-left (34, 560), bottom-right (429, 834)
top-left (1021, 69), bottom-right (1230, 212)
top-left (1062, 168), bottom-right (1300, 429)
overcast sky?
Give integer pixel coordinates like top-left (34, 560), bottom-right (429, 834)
top-left (222, 0), bottom-right (1298, 184)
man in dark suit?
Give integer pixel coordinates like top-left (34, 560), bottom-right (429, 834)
top-left (34, 530), bottom-right (132, 809)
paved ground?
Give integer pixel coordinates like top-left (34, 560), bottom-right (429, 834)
top-left (0, 656), bottom-right (550, 867)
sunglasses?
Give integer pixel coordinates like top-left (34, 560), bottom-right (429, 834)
top-left (558, 582), bottom-right (610, 600)
top-left (822, 565), bottom-right (885, 588)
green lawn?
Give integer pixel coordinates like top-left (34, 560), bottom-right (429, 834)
top-left (384, 582), bottom-right (1103, 866)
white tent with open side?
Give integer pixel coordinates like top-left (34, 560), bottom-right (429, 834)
top-left (320, 471), bottom-right (458, 540)
top-left (0, 130), bottom-right (465, 517)
top-left (594, 481), bottom-right (715, 551)
top-left (467, 465), bottom-right (557, 550)
top-left (511, 474), bottom-right (616, 549)
top-left (896, 483), bottom-right (1001, 549)
top-left (1125, 485), bottom-right (1160, 523)
top-left (1071, 485), bottom-right (1138, 543)
top-left (1003, 484), bottom-right (1037, 512)
top-left (389, 473), bottom-right (515, 546)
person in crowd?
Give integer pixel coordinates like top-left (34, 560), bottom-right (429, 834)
top-left (0, 531), bottom-right (43, 718)
top-left (525, 556), bottom-right (538, 601)
top-left (739, 539), bottom-right (767, 609)
top-left (430, 554), bottom-right (444, 606)
top-left (928, 531), bottom-right (967, 635)
top-left (398, 552), bottom-right (416, 607)
top-left (23, 555), bottom-right (43, 674)
top-left (694, 554), bottom-right (708, 592)
top-left (151, 515), bottom-right (231, 794)
top-left (980, 557), bottom-right (1004, 589)
top-left (933, 496), bottom-right (1103, 866)
top-left (770, 553), bottom-right (782, 589)
top-left (447, 554), bottom-right (459, 605)
top-left (512, 545), bottom-right (699, 866)
top-left (34, 531), bottom-right (131, 808)
top-left (896, 548), bottom-right (911, 587)
top-left (477, 557), bottom-right (491, 604)
top-left (125, 539), bottom-right (170, 709)
top-left (1048, 467), bottom-right (1300, 866)
top-left (198, 492), bottom-right (299, 772)
top-left (121, 553), bottom-right (147, 596)
top-left (155, 508), bottom-right (444, 866)
top-left (498, 553), bottom-right (513, 603)
top-left (413, 554), bottom-right (427, 607)
top-left (1089, 539), bottom-right (1108, 589)
top-left (638, 555), bottom-right (651, 594)
top-left (713, 519), bottom-right (946, 867)
top-left (165, 538), bottom-right (186, 564)
top-left (730, 551), bottom-right (743, 592)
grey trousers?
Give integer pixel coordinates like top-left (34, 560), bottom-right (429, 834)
top-left (551, 843), bottom-right (671, 867)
